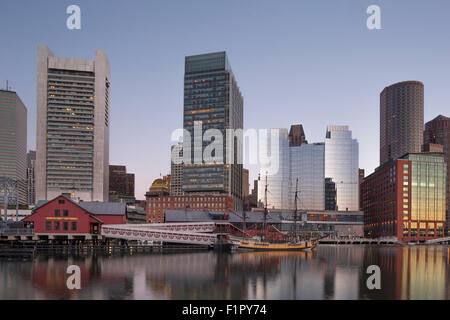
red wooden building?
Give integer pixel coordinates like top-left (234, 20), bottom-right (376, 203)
top-left (24, 195), bottom-right (126, 238)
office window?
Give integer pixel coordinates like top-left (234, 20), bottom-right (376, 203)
top-left (63, 210), bottom-right (69, 217)
top-left (46, 221), bottom-right (52, 231)
top-left (63, 221), bottom-right (68, 231)
top-left (54, 221), bottom-right (60, 230)
top-left (54, 209), bottom-right (60, 217)
top-left (58, 199), bottom-right (65, 204)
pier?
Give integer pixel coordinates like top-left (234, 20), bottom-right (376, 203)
top-left (318, 237), bottom-right (400, 245)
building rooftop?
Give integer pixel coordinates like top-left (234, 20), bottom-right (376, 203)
top-left (34, 199), bottom-right (126, 216)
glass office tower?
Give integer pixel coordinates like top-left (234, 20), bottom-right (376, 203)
top-left (258, 129), bottom-right (325, 211)
top-left (258, 129), bottom-right (290, 210)
top-left (289, 143), bottom-right (325, 210)
top-left (325, 126), bottom-right (359, 211)
top-left (407, 153), bottom-right (446, 225)
top-left (182, 52), bottom-right (243, 210)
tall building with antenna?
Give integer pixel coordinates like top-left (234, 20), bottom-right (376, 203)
top-left (36, 45), bottom-right (110, 202)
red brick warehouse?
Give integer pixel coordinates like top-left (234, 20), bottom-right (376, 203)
top-left (24, 195), bottom-right (126, 241)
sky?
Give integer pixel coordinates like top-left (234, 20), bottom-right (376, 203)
top-left (1, 0), bottom-right (450, 200)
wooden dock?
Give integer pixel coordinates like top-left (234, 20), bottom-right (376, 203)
top-left (5, 243), bottom-right (211, 256)
top-left (318, 238), bottom-right (400, 245)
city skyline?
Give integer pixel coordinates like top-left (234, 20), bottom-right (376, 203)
top-left (1, 1), bottom-right (450, 199)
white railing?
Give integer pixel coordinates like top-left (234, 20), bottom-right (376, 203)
top-left (101, 223), bottom-right (219, 245)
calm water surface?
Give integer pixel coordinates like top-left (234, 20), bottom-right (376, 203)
top-left (1, 245), bottom-right (449, 300)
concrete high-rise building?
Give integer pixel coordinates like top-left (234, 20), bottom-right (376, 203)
top-left (0, 90), bottom-right (27, 205)
top-left (424, 115), bottom-right (450, 234)
top-left (170, 143), bottom-right (183, 196)
top-left (182, 52), bottom-right (243, 210)
top-left (325, 125), bottom-right (359, 211)
top-left (380, 81), bottom-right (424, 165)
top-left (36, 45), bottom-right (110, 202)
top-left (26, 150), bottom-right (36, 206)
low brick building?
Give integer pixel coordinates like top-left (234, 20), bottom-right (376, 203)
top-left (24, 195), bottom-right (126, 239)
top-left (146, 194), bottom-right (234, 223)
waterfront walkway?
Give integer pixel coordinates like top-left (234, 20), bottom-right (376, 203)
top-left (425, 236), bottom-right (450, 245)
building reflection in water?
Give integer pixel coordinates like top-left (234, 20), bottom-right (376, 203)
top-left (0, 246), bottom-right (448, 299)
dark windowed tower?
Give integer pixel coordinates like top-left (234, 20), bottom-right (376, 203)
top-left (182, 52), bottom-right (243, 210)
top-left (380, 81), bottom-right (424, 165)
top-left (289, 124), bottom-right (307, 147)
top-left (325, 178), bottom-right (337, 211)
top-left (424, 115), bottom-right (450, 235)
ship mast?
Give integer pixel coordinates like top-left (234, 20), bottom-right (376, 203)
top-left (293, 178), bottom-right (299, 242)
top-left (263, 173), bottom-right (268, 241)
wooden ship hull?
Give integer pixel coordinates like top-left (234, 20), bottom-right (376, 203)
top-left (230, 236), bottom-right (317, 252)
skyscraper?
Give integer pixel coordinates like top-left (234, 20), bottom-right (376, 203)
top-left (289, 143), bottom-right (325, 210)
top-left (26, 150), bottom-right (36, 206)
top-left (258, 129), bottom-right (291, 210)
top-left (0, 89), bottom-right (27, 205)
top-left (182, 52), bottom-right (243, 210)
top-left (170, 142), bottom-right (183, 196)
top-left (380, 81), bottom-right (424, 165)
top-left (36, 45), bottom-right (110, 202)
top-left (325, 125), bottom-right (359, 211)
top-left (424, 115), bottom-right (450, 234)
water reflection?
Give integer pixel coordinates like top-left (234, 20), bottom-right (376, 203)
top-left (0, 246), bottom-right (448, 300)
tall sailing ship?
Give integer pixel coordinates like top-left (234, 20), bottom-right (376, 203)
top-left (230, 176), bottom-right (317, 252)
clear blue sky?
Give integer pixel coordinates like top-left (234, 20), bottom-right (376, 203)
top-left (1, 0), bottom-right (449, 200)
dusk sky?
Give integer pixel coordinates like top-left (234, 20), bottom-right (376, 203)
top-left (1, 0), bottom-right (450, 200)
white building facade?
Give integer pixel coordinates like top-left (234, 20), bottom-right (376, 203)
top-left (324, 125), bottom-right (359, 211)
top-left (36, 45), bottom-right (110, 202)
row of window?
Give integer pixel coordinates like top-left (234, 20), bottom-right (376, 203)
top-left (151, 202), bottom-right (226, 209)
top-left (54, 209), bottom-right (69, 217)
top-left (45, 220), bottom-right (77, 231)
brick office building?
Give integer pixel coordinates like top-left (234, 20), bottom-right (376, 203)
top-left (361, 152), bottom-right (446, 242)
top-left (146, 193), bottom-right (233, 223)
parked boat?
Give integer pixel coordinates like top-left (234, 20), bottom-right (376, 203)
top-left (230, 177), bottom-right (318, 252)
